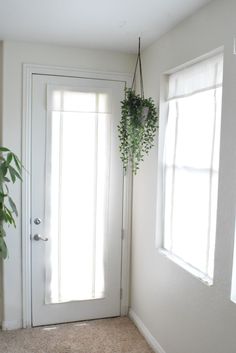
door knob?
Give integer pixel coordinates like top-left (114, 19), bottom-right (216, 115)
top-left (34, 218), bottom-right (42, 225)
top-left (33, 234), bottom-right (48, 242)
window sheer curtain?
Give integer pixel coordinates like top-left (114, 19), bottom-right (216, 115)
top-left (163, 54), bottom-right (223, 279)
top-left (44, 86), bottom-right (111, 304)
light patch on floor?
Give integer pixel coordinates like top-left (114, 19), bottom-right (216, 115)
top-left (0, 317), bottom-right (154, 353)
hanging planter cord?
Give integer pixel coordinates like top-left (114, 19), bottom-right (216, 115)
top-left (118, 37), bottom-right (158, 174)
top-left (131, 37), bottom-right (144, 98)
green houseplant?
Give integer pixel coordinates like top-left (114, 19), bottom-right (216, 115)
top-left (0, 147), bottom-right (22, 259)
top-left (118, 38), bottom-right (159, 174)
top-left (118, 88), bottom-right (158, 174)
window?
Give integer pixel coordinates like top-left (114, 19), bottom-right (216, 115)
top-left (159, 53), bottom-right (223, 283)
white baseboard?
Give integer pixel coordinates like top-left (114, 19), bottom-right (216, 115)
top-left (1, 320), bottom-right (22, 330)
top-left (129, 308), bottom-right (166, 353)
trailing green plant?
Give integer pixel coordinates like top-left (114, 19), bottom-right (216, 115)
top-left (0, 147), bottom-right (23, 259)
top-left (118, 88), bottom-right (159, 174)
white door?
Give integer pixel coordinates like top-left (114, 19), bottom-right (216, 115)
top-left (31, 74), bottom-right (125, 326)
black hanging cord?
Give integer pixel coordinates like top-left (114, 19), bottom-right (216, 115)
top-left (131, 37), bottom-right (144, 98)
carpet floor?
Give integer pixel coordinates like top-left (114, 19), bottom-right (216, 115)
top-left (0, 317), bottom-right (154, 353)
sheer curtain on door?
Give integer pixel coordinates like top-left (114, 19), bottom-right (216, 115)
top-left (44, 86), bottom-right (111, 304)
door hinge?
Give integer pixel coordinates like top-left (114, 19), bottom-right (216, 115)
top-left (120, 288), bottom-right (123, 300)
top-left (121, 229), bottom-right (125, 241)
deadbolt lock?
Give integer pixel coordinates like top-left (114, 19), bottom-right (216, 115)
top-left (34, 218), bottom-right (42, 225)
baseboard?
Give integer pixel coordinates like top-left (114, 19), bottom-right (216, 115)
top-left (129, 308), bottom-right (166, 353)
top-left (1, 320), bottom-right (22, 330)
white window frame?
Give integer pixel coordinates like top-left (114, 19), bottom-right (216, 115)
top-left (156, 49), bottom-right (224, 285)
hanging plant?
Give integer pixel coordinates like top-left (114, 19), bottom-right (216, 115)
top-left (118, 38), bottom-right (159, 174)
top-left (0, 147), bottom-right (23, 259)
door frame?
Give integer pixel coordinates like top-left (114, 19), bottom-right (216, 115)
top-left (22, 63), bottom-right (133, 328)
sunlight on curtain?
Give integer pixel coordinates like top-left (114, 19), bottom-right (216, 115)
top-left (163, 54), bottom-right (223, 279)
top-left (44, 87), bottom-right (111, 303)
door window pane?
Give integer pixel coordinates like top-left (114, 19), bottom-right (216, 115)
top-left (45, 89), bottom-right (111, 304)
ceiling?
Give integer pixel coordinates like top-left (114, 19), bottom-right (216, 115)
top-left (0, 0), bottom-right (212, 53)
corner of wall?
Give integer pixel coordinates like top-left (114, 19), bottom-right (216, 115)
top-left (129, 309), bottom-right (166, 353)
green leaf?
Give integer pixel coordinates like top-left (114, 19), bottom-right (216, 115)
top-left (0, 237), bottom-right (8, 259)
top-left (8, 165), bottom-right (16, 183)
top-left (0, 226), bottom-right (6, 238)
top-left (14, 169), bottom-right (22, 181)
top-left (0, 210), bottom-right (5, 222)
top-left (1, 163), bottom-right (8, 177)
top-left (13, 155), bottom-right (22, 173)
top-left (9, 166), bottom-right (22, 182)
top-left (8, 197), bottom-right (18, 216)
top-left (4, 184), bottom-right (9, 194)
top-left (0, 147), bottom-right (10, 152)
top-left (6, 153), bottom-right (13, 165)
top-left (4, 211), bottom-right (16, 227)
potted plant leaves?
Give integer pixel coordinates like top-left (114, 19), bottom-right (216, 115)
top-left (0, 147), bottom-right (23, 259)
top-left (118, 38), bottom-right (159, 174)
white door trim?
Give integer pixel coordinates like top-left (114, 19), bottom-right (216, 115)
top-left (22, 63), bottom-right (133, 328)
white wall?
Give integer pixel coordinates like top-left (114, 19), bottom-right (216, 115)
top-left (1, 41), bottom-right (134, 329)
top-left (130, 1), bottom-right (236, 353)
top-left (0, 41), bottom-right (3, 325)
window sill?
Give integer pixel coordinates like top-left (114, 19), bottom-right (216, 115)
top-left (158, 249), bottom-right (213, 286)
top-left (231, 296), bottom-right (236, 304)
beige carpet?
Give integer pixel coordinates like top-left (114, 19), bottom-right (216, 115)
top-left (0, 317), bottom-right (154, 353)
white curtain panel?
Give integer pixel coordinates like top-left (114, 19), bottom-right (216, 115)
top-left (47, 85), bottom-right (112, 113)
top-left (163, 53), bottom-right (223, 279)
top-left (44, 86), bottom-right (111, 304)
top-left (167, 53), bottom-right (223, 100)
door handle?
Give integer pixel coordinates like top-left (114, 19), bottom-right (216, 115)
top-left (33, 234), bottom-right (48, 242)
